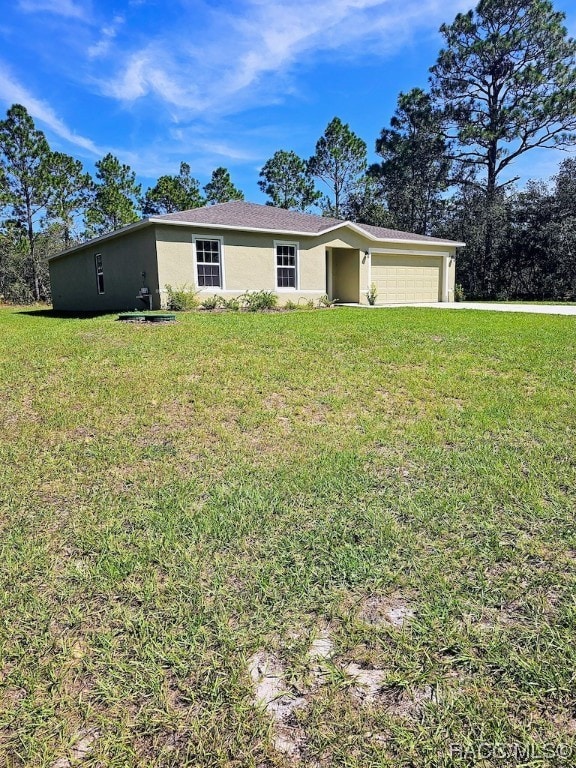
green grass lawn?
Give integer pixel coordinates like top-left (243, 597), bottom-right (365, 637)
top-left (1, 306), bottom-right (575, 767)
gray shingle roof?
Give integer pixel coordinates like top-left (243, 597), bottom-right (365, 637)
top-left (357, 222), bottom-right (454, 244)
top-left (151, 201), bottom-right (460, 245)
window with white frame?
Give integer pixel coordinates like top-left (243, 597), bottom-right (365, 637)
top-left (276, 243), bottom-right (297, 288)
top-left (95, 253), bottom-right (104, 294)
top-left (195, 239), bottom-right (222, 287)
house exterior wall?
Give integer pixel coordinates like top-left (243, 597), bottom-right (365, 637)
top-left (49, 227), bottom-right (159, 311)
top-left (49, 221), bottom-right (458, 311)
top-left (155, 225), bottom-right (328, 307)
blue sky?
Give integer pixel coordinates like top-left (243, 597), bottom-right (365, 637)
top-left (0, 0), bottom-right (574, 203)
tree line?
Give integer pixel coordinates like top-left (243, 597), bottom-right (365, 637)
top-left (1, 0), bottom-right (575, 303)
top-left (0, 110), bottom-right (245, 302)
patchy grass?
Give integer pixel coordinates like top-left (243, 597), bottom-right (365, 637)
top-left (1, 306), bottom-right (575, 767)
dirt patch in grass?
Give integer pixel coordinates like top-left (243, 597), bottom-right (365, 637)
top-left (308, 634), bottom-right (334, 662)
top-left (552, 711), bottom-right (576, 736)
top-left (307, 631), bottom-right (334, 688)
top-left (344, 663), bottom-right (387, 704)
top-left (380, 684), bottom-right (436, 717)
top-left (133, 730), bottom-right (190, 763)
top-left (263, 392), bottom-right (288, 411)
top-left (344, 663), bottom-right (435, 715)
top-left (51, 727), bottom-right (100, 768)
top-left (0, 686), bottom-right (27, 708)
top-left (162, 671), bottom-right (200, 715)
top-left (248, 650), bottom-right (307, 758)
top-left (358, 594), bottom-right (416, 628)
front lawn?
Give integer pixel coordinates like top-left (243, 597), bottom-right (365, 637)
top-left (1, 307), bottom-right (575, 767)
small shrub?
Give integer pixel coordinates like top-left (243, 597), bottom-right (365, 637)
top-left (165, 284), bottom-right (199, 311)
top-left (201, 294), bottom-right (225, 310)
top-left (318, 294), bottom-right (334, 308)
top-left (304, 298), bottom-right (315, 309)
top-left (454, 284), bottom-right (465, 302)
top-left (366, 283), bottom-right (378, 306)
top-left (240, 290), bottom-right (278, 311)
top-left (284, 300), bottom-right (298, 310)
top-left (223, 296), bottom-right (241, 311)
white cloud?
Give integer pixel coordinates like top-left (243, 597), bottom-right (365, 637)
top-left (88, 15), bottom-right (125, 59)
top-left (0, 63), bottom-right (103, 156)
top-left (197, 140), bottom-right (258, 163)
top-left (18, 0), bottom-right (88, 20)
top-left (95, 0), bottom-right (468, 116)
top-left (0, 61), bottom-right (260, 177)
top-left (102, 50), bottom-right (196, 108)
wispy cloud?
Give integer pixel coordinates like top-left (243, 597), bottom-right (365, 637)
top-left (96, 0), bottom-right (467, 116)
top-left (1, 0), bottom-right (477, 183)
top-left (88, 15), bottom-right (125, 60)
top-left (195, 140), bottom-right (259, 163)
top-left (0, 60), bottom-right (260, 177)
top-left (104, 50), bottom-right (194, 104)
top-left (0, 63), bottom-right (103, 155)
top-left (18, 0), bottom-right (88, 20)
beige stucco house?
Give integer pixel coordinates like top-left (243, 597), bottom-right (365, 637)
top-left (49, 201), bottom-right (464, 311)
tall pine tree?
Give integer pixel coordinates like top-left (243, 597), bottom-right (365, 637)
top-left (203, 167), bottom-right (244, 205)
top-left (307, 117), bottom-right (367, 218)
top-left (142, 162), bottom-right (203, 215)
top-left (258, 150), bottom-right (320, 211)
top-left (0, 104), bottom-right (53, 300)
top-left (84, 153), bottom-right (141, 237)
top-left (431, 0), bottom-right (576, 294)
top-left (370, 88), bottom-right (451, 234)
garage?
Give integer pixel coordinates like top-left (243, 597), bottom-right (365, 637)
top-left (371, 253), bottom-right (442, 303)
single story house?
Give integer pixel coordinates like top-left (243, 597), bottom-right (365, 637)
top-left (49, 201), bottom-right (464, 311)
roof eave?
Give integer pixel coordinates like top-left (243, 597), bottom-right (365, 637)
top-left (150, 217), bottom-right (332, 238)
top-left (49, 216), bottom-right (465, 261)
top-left (151, 217), bottom-right (465, 247)
top-left (368, 237), bottom-right (466, 248)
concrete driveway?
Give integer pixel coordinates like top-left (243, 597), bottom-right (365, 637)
top-left (373, 302), bottom-right (576, 316)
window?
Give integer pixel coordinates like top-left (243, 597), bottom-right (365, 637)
top-left (276, 243), bottom-right (297, 289)
top-left (195, 239), bottom-right (222, 287)
top-left (95, 253), bottom-right (104, 294)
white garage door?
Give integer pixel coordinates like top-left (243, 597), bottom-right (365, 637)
top-left (371, 254), bottom-right (441, 303)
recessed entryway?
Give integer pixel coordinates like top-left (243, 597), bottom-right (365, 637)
top-left (331, 248), bottom-right (360, 304)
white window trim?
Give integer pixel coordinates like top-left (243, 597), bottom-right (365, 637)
top-left (274, 240), bottom-right (300, 291)
top-left (192, 235), bottom-right (226, 291)
top-left (95, 253), bottom-right (104, 295)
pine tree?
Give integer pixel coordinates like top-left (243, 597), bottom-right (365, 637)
top-left (0, 104), bottom-right (53, 299)
top-left (203, 167), bottom-right (244, 205)
top-left (84, 153), bottom-right (141, 237)
top-left (430, 0), bottom-right (576, 293)
top-left (142, 162), bottom-right (203, 215)
top-left (370, 88), bottom-right (451, 234)
top-left (258, 150), bottom-right (320, 211)
top-left (307, 117), bottom-right (367, 218)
